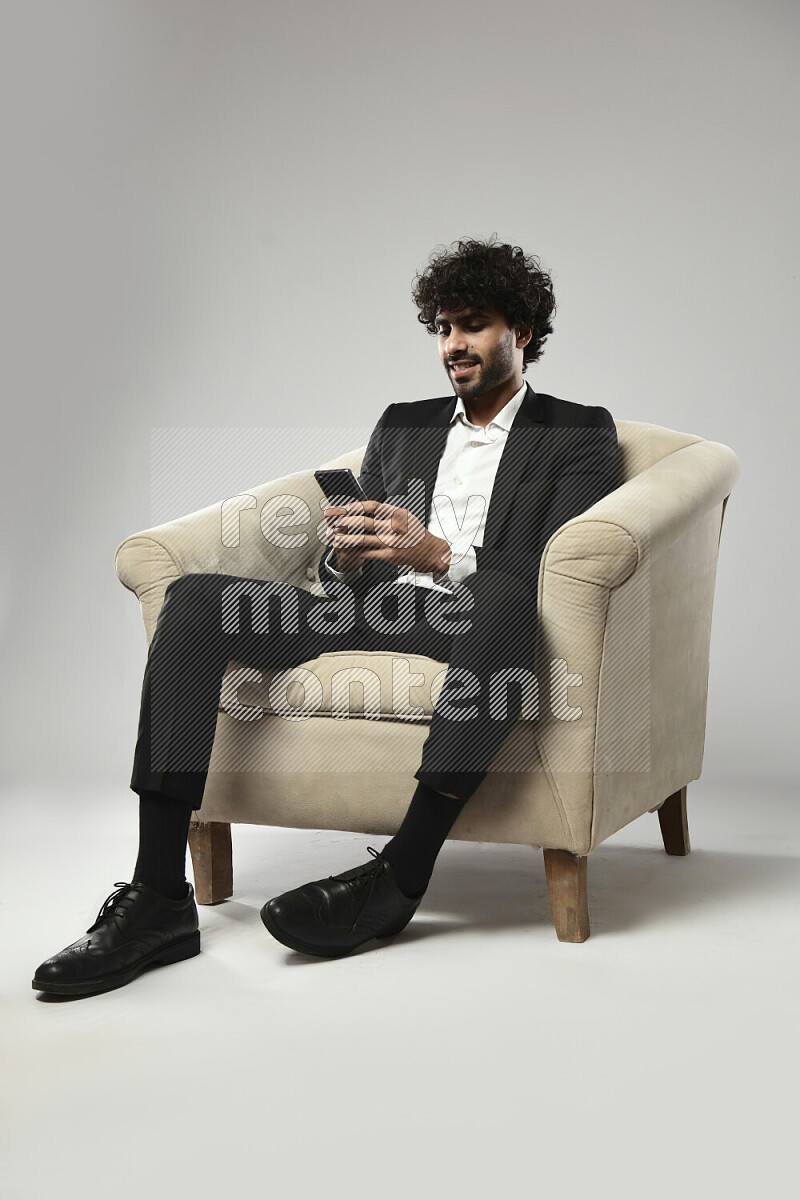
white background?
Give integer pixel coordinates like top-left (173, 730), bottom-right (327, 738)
top-left (1, 0), bottom-right (798, 786)
top-left (1, 5), bottom-right (797, 1199)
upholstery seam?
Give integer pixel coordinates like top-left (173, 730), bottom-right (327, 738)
top-left (546, 519), bottom-right (641, 584)
top-left (589, 585), bottom-right (614, 854)
top-left (532, 562), bottom-right (574, 848)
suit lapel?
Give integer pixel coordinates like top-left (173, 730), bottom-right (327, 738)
top-left (480, 383), bottom-right (548, 548)
top-left (403, 382), bottom-right (547, 540)
top-left (410, 396), bottom-right (456, 525)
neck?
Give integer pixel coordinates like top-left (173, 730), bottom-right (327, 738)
top-left (462, 374), bottom-right (525, 428)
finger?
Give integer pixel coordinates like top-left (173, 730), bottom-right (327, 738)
top-left (326, 500), bottom-right (375, 518)
top-left (334, 516), bottom-right (376, 535)
top-left (342, 499), bottom-right (381, 513)
top-left (377, 506), bottom-right (411, 529)
top-left (332, 532), bottom-right (384, 549)
top-left (373, 519), bottom-right (418, 547)
top-left (371, 524), bottom-right (401, 547)
top-left (326, 509), bottom-right (371, 526)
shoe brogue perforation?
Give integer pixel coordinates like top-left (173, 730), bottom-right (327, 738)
top-left (32, 881), bottom-right (200, 997)
top-left (261, 847), bottom-right (424, 959)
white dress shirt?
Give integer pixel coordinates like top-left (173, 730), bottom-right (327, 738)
top-left (326, 381), bottom-right (528, 593)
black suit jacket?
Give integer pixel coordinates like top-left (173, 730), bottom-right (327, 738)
top-left (319, 382), bottom-right (619, 601)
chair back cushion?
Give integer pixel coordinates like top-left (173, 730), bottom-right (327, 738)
top-left (320, 419), bottom-right (707, 488)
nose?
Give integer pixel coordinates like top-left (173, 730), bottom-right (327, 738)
top-left (444, 327), bottom-right (469, 358)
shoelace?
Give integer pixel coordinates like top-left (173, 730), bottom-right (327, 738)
top-left (86, 881), bottom-right (135, 932)
top-left (331, 847), bottom-right (386, 931)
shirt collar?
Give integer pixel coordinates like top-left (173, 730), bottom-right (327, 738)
top-left (451, 380), bottom-right (528, 432)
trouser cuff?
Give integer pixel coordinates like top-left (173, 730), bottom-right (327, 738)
top-left (130, 769), bottom-right (207, 810)
top-left (413, 768), bottom-right (485, 804)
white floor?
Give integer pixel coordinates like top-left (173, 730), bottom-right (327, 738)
top-left (1, 780), bottom-right (797, 1200)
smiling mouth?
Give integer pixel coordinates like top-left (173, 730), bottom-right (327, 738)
top-left (449, 361), bottom-right (479, 376)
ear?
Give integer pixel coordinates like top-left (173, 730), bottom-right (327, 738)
top-left (515, 324), bottom-right (533, 350)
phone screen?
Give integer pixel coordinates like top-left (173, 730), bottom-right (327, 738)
top-left (314, 469), bottom-right (367, 504)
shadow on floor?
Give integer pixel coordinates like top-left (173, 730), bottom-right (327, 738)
top-left (201, 841), bottom-right (799, 946)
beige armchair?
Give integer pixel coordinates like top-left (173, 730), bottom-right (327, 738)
top-left (115, 419), bottom-right (740, 941)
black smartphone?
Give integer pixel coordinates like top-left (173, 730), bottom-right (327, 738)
top-left (314, 468), bottom-right (368, 506)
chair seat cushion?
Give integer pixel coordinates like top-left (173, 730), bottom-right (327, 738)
top-left (221, 650), bottom-right (450, 723)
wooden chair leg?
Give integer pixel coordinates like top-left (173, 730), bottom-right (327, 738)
top-left (188, 820), bottom-right (233, 904)
top-left (543, 849), bottom-right (590, 942)
top-left (657, 786), bottom-right (690, 856)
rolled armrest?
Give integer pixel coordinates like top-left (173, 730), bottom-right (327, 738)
top-left (542, 438), bottom-right (741, 588)
top-left (533, 437), bottom-right (741, 847)
top-left (115, 468), bottom-right (327, 642)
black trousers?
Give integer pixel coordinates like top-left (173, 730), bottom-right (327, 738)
top-left (131, 567), bottom-right (537, 809)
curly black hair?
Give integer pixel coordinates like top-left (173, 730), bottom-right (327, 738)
top-left (411, 235), bottom-right (556, 370)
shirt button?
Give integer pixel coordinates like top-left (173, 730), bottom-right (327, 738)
top-left (454, 477), bottom-right (463, 485)
top-left (470, 440), bottom-right (481, 447)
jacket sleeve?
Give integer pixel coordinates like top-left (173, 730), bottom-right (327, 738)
top-left (318, 404), bottom-right (393, 596)
top-left (474, 406), bottom-right (619, 597)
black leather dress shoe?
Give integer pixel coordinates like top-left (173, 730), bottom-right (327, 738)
top-left (32, 881), bottom-right (200, 996)
top-left (261, 847), bottom-right (424, 958)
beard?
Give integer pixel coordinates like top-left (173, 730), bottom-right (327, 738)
top-left (449, 333), bottom-right (516, 400)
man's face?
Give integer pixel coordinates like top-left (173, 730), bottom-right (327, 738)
top-left (435, 305), bottom-right (522, 399)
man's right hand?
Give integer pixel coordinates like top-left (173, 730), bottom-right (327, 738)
top-left (326, 498), bottom-right (448, 576)
top-left (325, 502), bottom-right (368, 572)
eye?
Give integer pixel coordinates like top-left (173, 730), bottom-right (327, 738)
top-left (436, 322), bottom-right (484, 335)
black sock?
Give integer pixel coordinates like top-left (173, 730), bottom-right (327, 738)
top-left (132, 790), bottom-right (194, 901)
top-left (380, 782), bottom-right (468, 898)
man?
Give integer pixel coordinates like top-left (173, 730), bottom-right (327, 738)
top-left (33, 236), bottom-right (619, 994)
